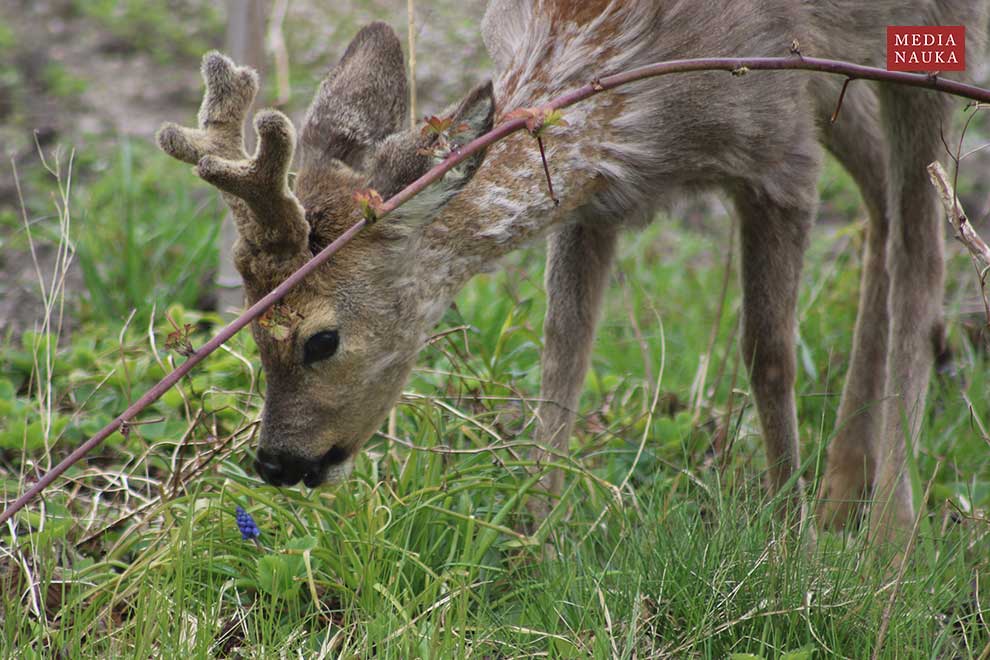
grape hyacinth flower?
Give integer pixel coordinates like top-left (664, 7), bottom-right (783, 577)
top-left (234, 506), bottom-right (262, 547)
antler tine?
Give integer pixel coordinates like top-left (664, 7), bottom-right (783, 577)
top-left (196, 109), bottom-right (309, 254)
top-left (157, 51), bottom-right (258, 163)
top-left (156, 51), bottom-right (309, 289)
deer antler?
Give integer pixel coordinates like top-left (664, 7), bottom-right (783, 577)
top-left (156, 52), bottom-right (309, 293)
top-left (157, 51), bottom-right (258, 163)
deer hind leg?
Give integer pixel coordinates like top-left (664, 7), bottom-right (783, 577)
top-left (535, 219), bottom-right (618, 495)
top-left (732, 168), bottom-right (817, 515)
top-left (868, 87), bottom-right (949, 544)
top-left (815, 84), bottom-right (891, 530)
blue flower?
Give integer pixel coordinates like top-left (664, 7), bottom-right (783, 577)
top-left (235, 506), bottom-right (261, 540)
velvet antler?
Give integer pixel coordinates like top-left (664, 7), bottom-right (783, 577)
top-left (157, 52), bottom-right (309, 295)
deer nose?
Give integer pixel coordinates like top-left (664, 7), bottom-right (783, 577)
top-left (254, 449), bottom-right (308, 487)
top-left (254, 446), bottom-right (350, 488)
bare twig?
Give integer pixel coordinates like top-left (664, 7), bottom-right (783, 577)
top-left (0, 217), bottom-right (367, 526)
top-left (535, 135), bottom-right (558, 205)
top-left (929, 160), bottom-right (990, 327)
top-left (831, 77), bottom-right (853, 123)
top-left (928, 161), bottom-right (990, 268)
top-left (3, 55), bottom-right (990, 525)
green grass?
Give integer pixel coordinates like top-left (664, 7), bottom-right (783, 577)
top-left (1, 145), bottom-right (988, 657)
top-left (72, 141), bottom-right (224, 326)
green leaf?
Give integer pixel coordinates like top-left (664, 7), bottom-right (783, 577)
top-left (0, 378), bottom-right (14, 400)
top-left (285, 535), bottom-right (318, 552)
top-left (257, 555), bottom-right (299, 600)
top-left (781, 647), bottom-right (815, 660)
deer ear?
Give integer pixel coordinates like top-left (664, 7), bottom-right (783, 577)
top-left (450, 80), bottom-right (496, 144)
top-left (446, 80), bottom-right (496, 180)
top-left (300, 22), bottom-right (408, 172)
top-left (369, 81), bottom-right (495, 214)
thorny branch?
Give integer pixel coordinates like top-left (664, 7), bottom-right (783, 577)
top-left (3, 54), bottom-right (990, 526)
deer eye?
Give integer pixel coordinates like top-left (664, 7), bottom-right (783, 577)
top-left (303, 330), bottom-right (340, 365)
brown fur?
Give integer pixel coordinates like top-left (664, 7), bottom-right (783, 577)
top-left (157, 2), bottom-right (987, 542)
top-left (547, 0), bottom-right (612, 25)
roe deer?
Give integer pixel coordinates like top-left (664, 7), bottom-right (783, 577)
top-left (157, 0), bottom-right (987, 544)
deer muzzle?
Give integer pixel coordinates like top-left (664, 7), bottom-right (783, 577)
top-left (254, 445), bottom-right (351, 488)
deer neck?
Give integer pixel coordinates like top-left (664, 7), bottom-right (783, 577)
top-left (412, 96), bottom-right (628, 308)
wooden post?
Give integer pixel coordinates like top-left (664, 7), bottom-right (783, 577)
top-left (217, 0), bottom-right (266, 317)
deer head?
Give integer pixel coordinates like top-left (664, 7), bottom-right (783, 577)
top-left (158, 23), bottom-right (495, 487)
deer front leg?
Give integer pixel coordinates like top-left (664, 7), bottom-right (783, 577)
top-left (534, 220), bottom-right (618, 495)
top-left (818, 212), bottom-right (887, 528)
top-left (869, 87), bottom-right (948, 545)
top-left (733, 180), bottom-right (815, 517)
top-left (815, 82), bottom-right (890, 530)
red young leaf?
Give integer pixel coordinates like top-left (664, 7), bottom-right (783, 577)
top-left (165, 323), bottom-right (195, 357)
top-left (504, 107), bottom-right (541, 133)
top-left (504, 106), bottom-right (569, 136)
top-left (422, 115), bottom-right (450, 137)
top-left (353, 188), bottom-right (385, 222)
top-left (258, 302), bottom-right (303, 341)
top-left (163, 311), bottom-right (195, 357)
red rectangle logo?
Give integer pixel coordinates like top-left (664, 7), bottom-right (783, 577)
top-left (887, 26), bottom-right (965, 71)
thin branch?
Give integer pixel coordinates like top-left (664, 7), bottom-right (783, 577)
top-left (535, 135), bottom-right (558, 205)
top-left (3, 55), bottom-right (990, 525)
top-left (0, 218), bottom-right (367, 527)
top-left (384, 55), bottom-right (990, 218)
top-left (928, 162), bottom-right (990, 268)
top-left (831, 77), bottom-right (853, 123)
top-left (929, 160), bottom-right (990, 328)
